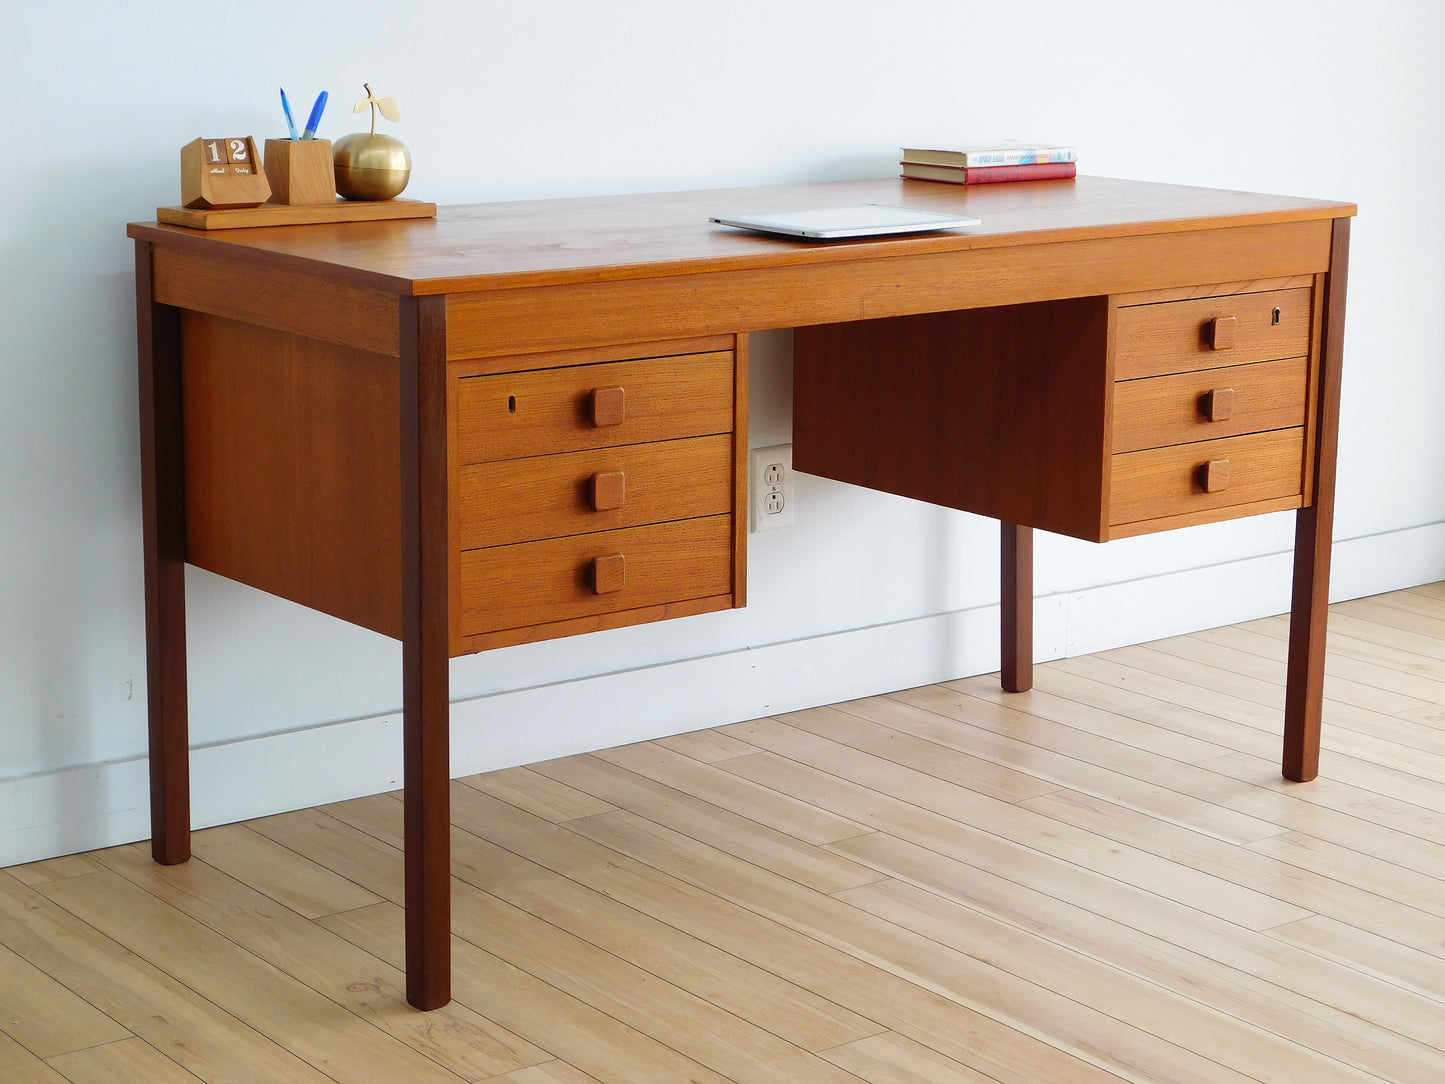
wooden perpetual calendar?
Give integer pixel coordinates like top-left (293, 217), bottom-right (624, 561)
top-left (181, 136), bottom-right (270, 209)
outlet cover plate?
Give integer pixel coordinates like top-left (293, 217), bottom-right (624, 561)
top-left (750, 444), bottom-right (794, 531)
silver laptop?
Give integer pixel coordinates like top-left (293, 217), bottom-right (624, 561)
top-left (709, 203), bottom-right (980, 240)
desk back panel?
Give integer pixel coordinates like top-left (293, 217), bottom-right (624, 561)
top-left (795, 299), bottom-right (1114, 541)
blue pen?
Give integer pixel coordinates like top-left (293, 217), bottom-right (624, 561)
top-left (302, 91), bottom-right (329, 140)
top-left (279, 87), bottom-right (299, 140)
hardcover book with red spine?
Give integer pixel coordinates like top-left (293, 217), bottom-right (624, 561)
top-left (901, 161), bottom-right (1079, 184)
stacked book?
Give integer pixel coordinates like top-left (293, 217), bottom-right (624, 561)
top-left (901, 140), bottom-right (1077, 185)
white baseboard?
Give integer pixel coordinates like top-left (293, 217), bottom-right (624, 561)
top-left (6, 520), bottom-right (1445, 868)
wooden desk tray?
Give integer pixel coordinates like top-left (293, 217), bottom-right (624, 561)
top-left (157, 198), bottom-right (437, 230)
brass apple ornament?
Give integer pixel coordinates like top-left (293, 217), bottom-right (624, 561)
top-left (333, 83), bottom-right (411, 201)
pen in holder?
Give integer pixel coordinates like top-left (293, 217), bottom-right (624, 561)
top-left (263, 138), bottom-right (337, 205)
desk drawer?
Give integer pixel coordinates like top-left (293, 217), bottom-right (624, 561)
top-left (456, 351), bottom-right (735, 464)
top-left (1112, 356), bottom-right (1309, 454)
top-left (458, 434), bottom-right (733, 549)
top-left (1109, 428), bottom-right (1304, 527)
top-left (1115, 287), bottom-right (1311, 380)
top-left (459, 516), bottom-right (734, 636)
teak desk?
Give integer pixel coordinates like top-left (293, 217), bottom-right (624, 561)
top-left (129, 176), bottom-right (1355, 1009)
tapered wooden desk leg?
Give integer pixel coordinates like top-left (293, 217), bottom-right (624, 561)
top-left (1283, 218), bottom-right (1350, 783)
top-left (1283, 506), bottom-right (1332, 782)
top-left (401, 296), bottom-right (452, 1010)
top-left (1001, 522), bottom-right (1034, 693)
top-left (136, 241), bottom-right (191, 865)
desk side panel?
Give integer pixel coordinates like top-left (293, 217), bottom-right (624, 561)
top-left (795, 300), bottom-right (1112, 541)
top-left (444, 220), bottom-right (1332, 356)
top-left (182, 313), bottom-right (403, 638)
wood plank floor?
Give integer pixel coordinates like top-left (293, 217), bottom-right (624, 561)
top-left (8, 584), bottom-right (1445, 1082)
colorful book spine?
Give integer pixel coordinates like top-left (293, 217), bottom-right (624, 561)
top-left (965, 147), bottom-right (1076, 167)
top-left (901, 161), bottom-right (1078, 184)
top-left (902, 144), bottom-right (1077, 168)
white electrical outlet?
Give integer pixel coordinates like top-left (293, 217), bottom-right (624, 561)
top-left (750, 444), bottom-right (794, 531)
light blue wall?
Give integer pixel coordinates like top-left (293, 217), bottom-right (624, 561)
top-left (4, 0), bottom-right (1443, 862)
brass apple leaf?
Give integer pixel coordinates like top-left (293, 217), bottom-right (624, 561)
top-left (352, 83), bottom-right (401, 135)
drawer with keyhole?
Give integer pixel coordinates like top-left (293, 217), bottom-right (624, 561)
top-left (1114, 287), bottom-right (1311, 380)
top-left (455, 351), bottom-right (734, 463)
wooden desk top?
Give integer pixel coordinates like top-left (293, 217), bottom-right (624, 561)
top-left (128, 176), bottom-right (1356, 297)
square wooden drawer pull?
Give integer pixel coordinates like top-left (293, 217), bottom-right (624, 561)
top-left (591, 470), bottom-right (626, 511)
top-left (1199, 459), bottom-right (1231, 493)
top-left (1206, 316), bottom-right (1237, 350)
top-left (1203, 387), bottom-right (1235, 422)
top-left (591, 386), bottom-right (626, 427)
top-left (591, 553), bottom-right (626, 594)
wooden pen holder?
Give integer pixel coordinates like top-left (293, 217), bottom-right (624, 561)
top-left (263, 138), bottom-right (337, 205)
